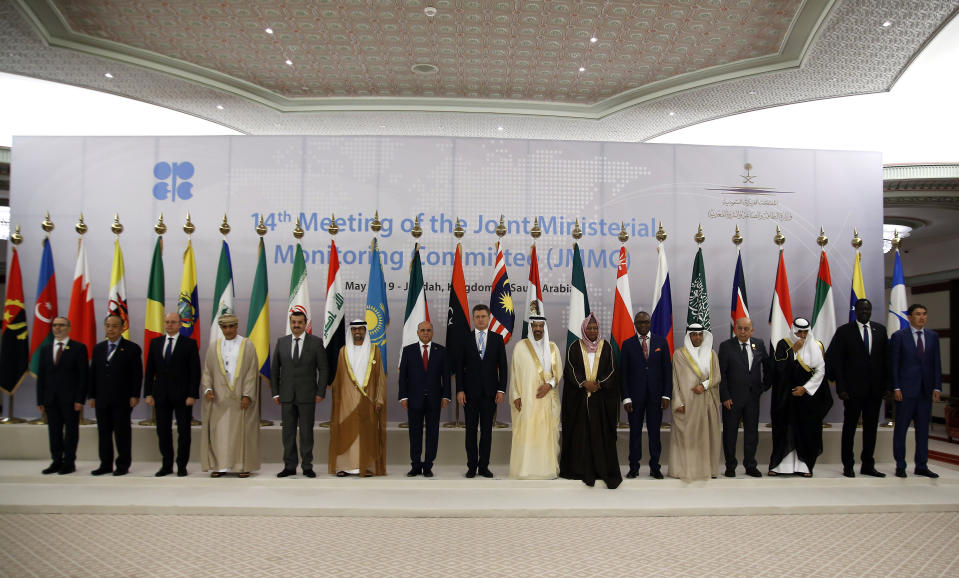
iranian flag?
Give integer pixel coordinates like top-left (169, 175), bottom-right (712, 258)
top-left (287, 242), bottom-right (311, 334)
top-left (142, 237), bottom-right (164, 365)
top-left (68, 237), bottom-right (96, 359)
top-left (811, 249), bottom-right (837, 345)
top-left (768, 249), bottom-right (794, 349)
top-left (400, 244), bottom-right (430, 366)
top-left (609, 245), bottom-right (634, 363)
top-left (566, 242), bottom-right (590, 351)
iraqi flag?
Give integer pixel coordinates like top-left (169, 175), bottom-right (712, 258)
top-left (566, 242), bottom-right (591, 351)
top-left (887, 249), bottom-right (908, 337)
top-left (651, 242), bottom-right (673, 355)
top-left (68, 237), bottom-right (96, 360)
top-left (28, 237), bottom-right (57, 376)
top-left (730, 249), bottom-right (750, 336)
top-left (811, 249), bottom-right (837, 345)
top-left (768, 249), bottom-right (794, 350)
top-left (488, 242), bottom-right (514, 344)
top-left (322, 238), bottom-right (345, 384)
top-left (400, 244), bottom-right (430, 367)
top-left (609, 245), bottom-right (633, 363)
top-left (446, 243), bottom-right (471, 368)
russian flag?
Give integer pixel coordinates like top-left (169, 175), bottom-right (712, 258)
top-left (651, 242), bottom-right (673, 355)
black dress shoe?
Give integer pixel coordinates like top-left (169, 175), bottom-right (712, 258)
top-left (583, 479), bottom-right (595, 487)
top-left (91, 466), bottom-right (113, 476)
top-left (302, 469), bottom-right (316, 478)
top-left (724, 467), bottom-right (736, 478)
top-left (745, 467), bottom-right (763, 478)
top-left (895, 468), bottom-right (907, 478)
top-left (915, 468), bottom-right (939, 479)
top-left (58, 464), bottom-right (76, 475)
top-left (42, 463), bottom-right (62, 475)
top-left (626, 468), bottom-right (639, 479)
top-left (860, 467), bottom-right (886, 478)
top-left (407, 467), bottom-right (422, 477)
top-left (276, 469), bottom-right (296, 478)
top-left (649, 469), bottom-right (664, 480)
top-left (155, 467), bottom-right (174, 477)
top-left (423, 469), bottom-right (434, 478)
top-left (478, 468), bottom-right (495, 478)
top-left (465, 469), bottom-right (476, 478)
top-left (113, 468), bottom-right (128, 477)
top-left (843, 467), bottom-right (856, 478)
top-left (177, 468), bottom-right (188, 477)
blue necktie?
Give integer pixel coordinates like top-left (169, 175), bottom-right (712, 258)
top-left (478, 331), bottom-right (486, 359)
top-left (108, 342), bottom-right (116, 361)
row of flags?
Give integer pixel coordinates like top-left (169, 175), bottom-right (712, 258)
top-left (0, 230), bottom-right (913, 396)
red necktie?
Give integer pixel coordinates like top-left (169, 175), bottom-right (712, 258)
top-left (422, 344), bottom-right (429, 370)
top-left (642, 336), bottom-right (648, 359)
top-left (55, 342), bottom-right (63, 366)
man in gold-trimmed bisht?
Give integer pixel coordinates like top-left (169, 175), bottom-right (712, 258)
top-left (328, 320), bottom-right (387, 477)
top-left (560, 313), bottom-right (622, 489)
top-left (508, 315), bottom-right (562, 480)
top-left (200, 314), bottom-right (261, 478)
top-left (667, 323), bottom-right (722, 482)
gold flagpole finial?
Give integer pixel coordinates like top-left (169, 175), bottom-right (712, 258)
top-left (618, 222), bottom-right (629, 244)
top-left (183, 213), bottom-right (195, 236)
top-left (370, 210), bottom-right (382, 234)
top-left (890, 228), bottom-right (902, 251)
top-left (694, 223), bottom-right (705, 245)
top-left (530, 216), bottom-right (542, 240)
top-left (817, 226), bottom-right (828, 248)
top-left (774, 225), bottom-right (785, 247)
top-left (851, 228), bottom-right (863, 250)
top-left (11, 224), bottom-right (23, 245)
top-left (41, 211), bottom-right (54, 234)
top-left (255, 215), bottom-right (268, 237)
top-left (219, 214), bottom-right (231, 236)
top-left (572, 218), bottom-right (583, 240)
top-left (732, 224), bottom-right (743, 246)
top-left (496, 214), bottom-right (507, 238)
top-left (411, 215), bottom-right (423, 239)
top-left (453, 217), bottom-right (465, 239)
top-left (75, 214), bottom-right (88, 236)
top-left (155, 214), bottom-right (167, 235)
top-left (293, 217), bottom-right (304, 240)
top-left (655, 222), bottom-right (667, 243)
top-left (111, 213), bottom-right (124, 236)
top-left (328, 213), bottom-right (339, 236)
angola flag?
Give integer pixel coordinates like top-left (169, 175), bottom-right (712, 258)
top-left (1, 247), bottom-right (29, 393)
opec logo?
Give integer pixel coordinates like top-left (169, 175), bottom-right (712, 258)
top-left (153, 161), bottom-right (195, 202)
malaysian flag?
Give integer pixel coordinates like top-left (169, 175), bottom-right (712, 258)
top-left (488, 242), bottom-right (515, 343)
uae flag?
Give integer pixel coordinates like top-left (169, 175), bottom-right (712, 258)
top-left (68, 237), bottom-right (97, 360)
top-left (768, 249), bottom-right (794, 350)
top-left (811, 249), bottom-right (837, 345)
top-left (143, 237), bottom-right (164, 365)
top-left (566, 242), bottom-right (591, 351)
top-left (651, 242), bottom-right (674, 355)
top-left (1, 247), bottom-right (29, 393)
top-left (210, 240), bottom-right (235, 344)
top-left (29, 237), bottom-right (57, 376)
top-left (609, 245), bottom-right (633, 363)
top-left (686, 247), bottom-right (710, 330)
top-left (730, 249), bottom-right (750, 336)
top-left (322, 239), bottom-right (345, 384)
top-left (521, 244), bottom-right (548, 343)
top-left (246, 237), bottom-right (271, 380)
top-left (287, 242), bottom-right (311, 334)
top-left (400, 244), bottom-right (430, 366)
top-left (107, 239), bottom-right (130, 339)
top-left (488, 242), bottom-right (514, 344)
top-left (446, 242), bottom-right (471, 367)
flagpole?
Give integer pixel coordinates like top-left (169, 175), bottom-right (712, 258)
top-left (766, 225), bottom-right (787, 429)
top-left (29, 214), bottom-right (57, 426)
top-left (318, 214), bottom-right (339, 429)
top-left (254, 216), bottom-right (274, 427)
top-left (815, 226), bottom-right (835, 429)
top-left (656, 223), bottom-right (671, 431)
top-left (444, 218), bottom-right (467, 429)
top-left (73, 215), bottom-right (97, 426)
top-left (879, 229), bottom-right (898, 429)
top-left (0, 225), bottom-right (27, 424)
top-left (491, 218), bottom-right (514, 429)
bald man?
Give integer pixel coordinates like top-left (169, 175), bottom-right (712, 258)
top-left (398, 321), bottom-right (450, 477)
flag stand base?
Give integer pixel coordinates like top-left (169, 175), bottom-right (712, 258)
top-left (880, 421), bottom-right (895, 428)
top-left (29, 415), bottom-right (47, 425)
top-left (139, 407), bottom-right (157, 426)
top-left (318, 421), bottom-right (330, 429)
top-left (442, 421), bottom-right (464, 429)
top-left (822, 423), bottom-right (833, 429)
top-left (399, 422), bottom-right (409, 429)
top-left (494, 420), bottom-right (509, 429)
top-left (660, 423), bottom-right (671, 430)
top-left (79, 417), bottom-right (96, 425)
top-left (617, 421), bottom-right (629, 429)
top-left (0, 417), bottom-right (26, 424)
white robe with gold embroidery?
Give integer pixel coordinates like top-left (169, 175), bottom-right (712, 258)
top-left (200, 337), bottom-right (261, 472)
top-left (508, 338), bottom-right (563, 479)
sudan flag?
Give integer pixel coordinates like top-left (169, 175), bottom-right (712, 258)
top-left (446, 242), bottom-right (471, 369)
top-left (143, 237), bottom-right (164, 365)
top-left (1, 247), bottom-right (29, 394)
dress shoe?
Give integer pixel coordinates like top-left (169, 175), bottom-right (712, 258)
top-left (423, 469), bottom-right (434, 478)
top-left (842, 467), bottom-right (856, 478)
top-left (724, 466), bottom-right (736, 478)
top-left (113, 468), bottom-right (128, 477)
top-left (478, 468), bottom-right (494, 478)
top-left (177, 468), bottom-right (188, 477)
top-left (465, 469), bottom-right (476, 478)
top-left (276, 469), bottom-right (296, 478)
top-left (745, 467), bottom-right (763, 478)
top-left (42, 463), bottom-right (62, 475)
top-left (58, 464), bottom-right (76, 475)
top-left (91, 466), bottom-right (113, 476)
top-left (915, 468), bottom-right (939, 479)
top-left (155, 467), bottom-right (174, 477)
top-left (649, 469), bottom-right (664, 480)
top-left (626, 468), bottom-right (639, 479)
top-left (302, 469), bottom-right (316, 478)
top-left (895, 468), bottom-right (907, 478)
top-left (583, 479), bottom-right (595, 487)
top-left (860, 467), bottom-right (886, 478)
top-left (407, 467), bottom-right (422, 477)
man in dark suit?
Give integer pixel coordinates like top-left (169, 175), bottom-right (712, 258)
top-left (88, 313), bottom-right (142, 476)
top-left (144, 312), bottom-right (201, 477)
top-left (271, 310), bottom-right (328, 478)
top-left (36, 316), bottom-right (88, 475)
top-left (827, 298), bottom-right (889, 478)
top-left (455, 304), bottom-right (508, 478)
top-left (718, 317), bottom-right (771, 478)
top-left (890, 303), bottom-right (942, 478)
top-left (399, 321), bottom-right (451, 477)
top-left (620, 311), bottom-right (672, 479)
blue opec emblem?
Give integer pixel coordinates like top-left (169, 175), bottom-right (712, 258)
top-left (153, 161), bottom-right (195, 202)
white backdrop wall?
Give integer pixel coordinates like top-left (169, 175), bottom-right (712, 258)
top-left (8, 136), bottom-right (883, 424)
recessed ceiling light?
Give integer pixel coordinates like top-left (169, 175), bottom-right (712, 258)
top-left (590, 37), bottom-right (598, 43)
top-left (285, 59), bottom-right (293, 66)
top-left (379, 125), bottom-right (386, 128)
top-left (104, 73), bottom-right (113, 79)
top-left (748, 90), bottom-right (756, 95)
top-left (578, 66), bottom-right (585, 72)
top-left (216, 105), bottom-right (224, 110)
top-left (497, 126), bottom-right (504, 131)
top-left (265, 28), bottom-right (274, 34)
top-left (411, 63), bottom-right (439, 75)
top-left (668, 111), bottom-right (675, 116)
top-left (882, 20), bottom-right (892, 27)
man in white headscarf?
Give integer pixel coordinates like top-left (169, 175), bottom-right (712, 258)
top-left (328, 320), bottom-right (386, 477)
top-left (508, 315), bottom-right (562, 479)
top-left (768, 317), bottom-right (833, 477)
top-left (667, 323), bottom-right (722, 482)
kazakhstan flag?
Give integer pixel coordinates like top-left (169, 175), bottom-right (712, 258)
top-left (366, 239), bottom-right (390, 373)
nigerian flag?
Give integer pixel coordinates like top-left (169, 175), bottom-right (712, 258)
top-left (566, 242), bottom-right (590, 351)
top-left (686, 247), bottom-right (710, 330)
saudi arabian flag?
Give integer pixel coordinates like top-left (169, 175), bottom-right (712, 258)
top-left (287, 243), bottom-right (311, 334)
top-left (566, 242), bottom-right (590, 351)
top-left (210, 240), bottom-right (235, 345)
top-left (811, 249), bottom-right (837, 344)
top-left (686, 247), bottom-right (710, 330)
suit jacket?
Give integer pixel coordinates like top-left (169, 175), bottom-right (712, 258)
top-left (826, 321), bottom-right (889, 399)
top-left (619, 333), bottom-right (672, 401)
top-left (398, 341), bottom-right (452, 410)
top-left (144, 334), bottom-right (201, 403)
top-left (270, 333), bottom-right (328, 403)
top-left (36, 339), bottom-right (88, 406)
top-left (88, 338), bottom-right (143, 403)
top-left (718, 336), bottom-right (771, 406)
top-left (890, 327), bottom-right (942, 399)
top-left (455, 329), bottom-right (508, 399)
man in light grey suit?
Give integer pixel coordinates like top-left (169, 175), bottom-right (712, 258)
top-left (271, 310), bottom-right (328, 478)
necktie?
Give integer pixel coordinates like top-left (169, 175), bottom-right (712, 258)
top-left (916, 331), bottom-right (924, 357)
top-left (478, 331), bottom-right (486, 359)
top-left (108, 342), bottom-right (116, 360)
top-left (641, 336), bottom-right (648, 359)
top-left (862, 324), bottom-right (870, 355)
top-left (164, 337), bottom-right (174, 362)
top-left (294, 337), bottom-right (301, 362)
top-left (422, 344), bottom-right (429, 370)
top-left (741, 341), bottom-right (749, 367)
top-left (55, 342), bottom-right (63, 366)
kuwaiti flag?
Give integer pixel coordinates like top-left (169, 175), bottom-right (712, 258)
top-left (29, 237), bottom-right (57, 376)
top-left (849, 250), bottom-right (866, 323)
top-left (686, 247), bottom-right (710, 331)
top-left (178, 240), bottom-right (200, 344)
top-left (246, 237), bottom-right (271, 380)
top-left (447, 242), bottom-right (471, 368)
top-left (811, 249), bottom-right (837, 345)
top-left (107, 239), bottom-right (130, 339)
top-left (1, 247), bottom-right (29, 393)
top-left (521, 244), bottom-right (548, 344)
top-left (400, 243), bottom-right (430, 367)
top-left (68, 237), bottom-right (96, 360)
top-left (210, 240), bottom-right (235, 344)
top-left (322, 238), bottom-right (345, 383)
top-left (610, 245), bottom-right (634, 363)
top-left (887, 249), bottom-right (909, 337)
top-left (143, 237), bottom-right (164, 365)
top-left (730, 249), bottom-right (750, 336)
top-left (651, 242), bottom-right (674, 355)
top-left (768, 249), bottom-right (794, 350)
top-left (287, 242), bottom-right (311, 334)
top-left (366, 239), bottom-right (390, 371)
top-left (566, 242), bottom-right (591, 352)
top-left (488, 242), bottom-right (514, 344)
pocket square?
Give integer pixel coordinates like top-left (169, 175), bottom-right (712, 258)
top-left (654, 347), bottom-right (662, 352)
